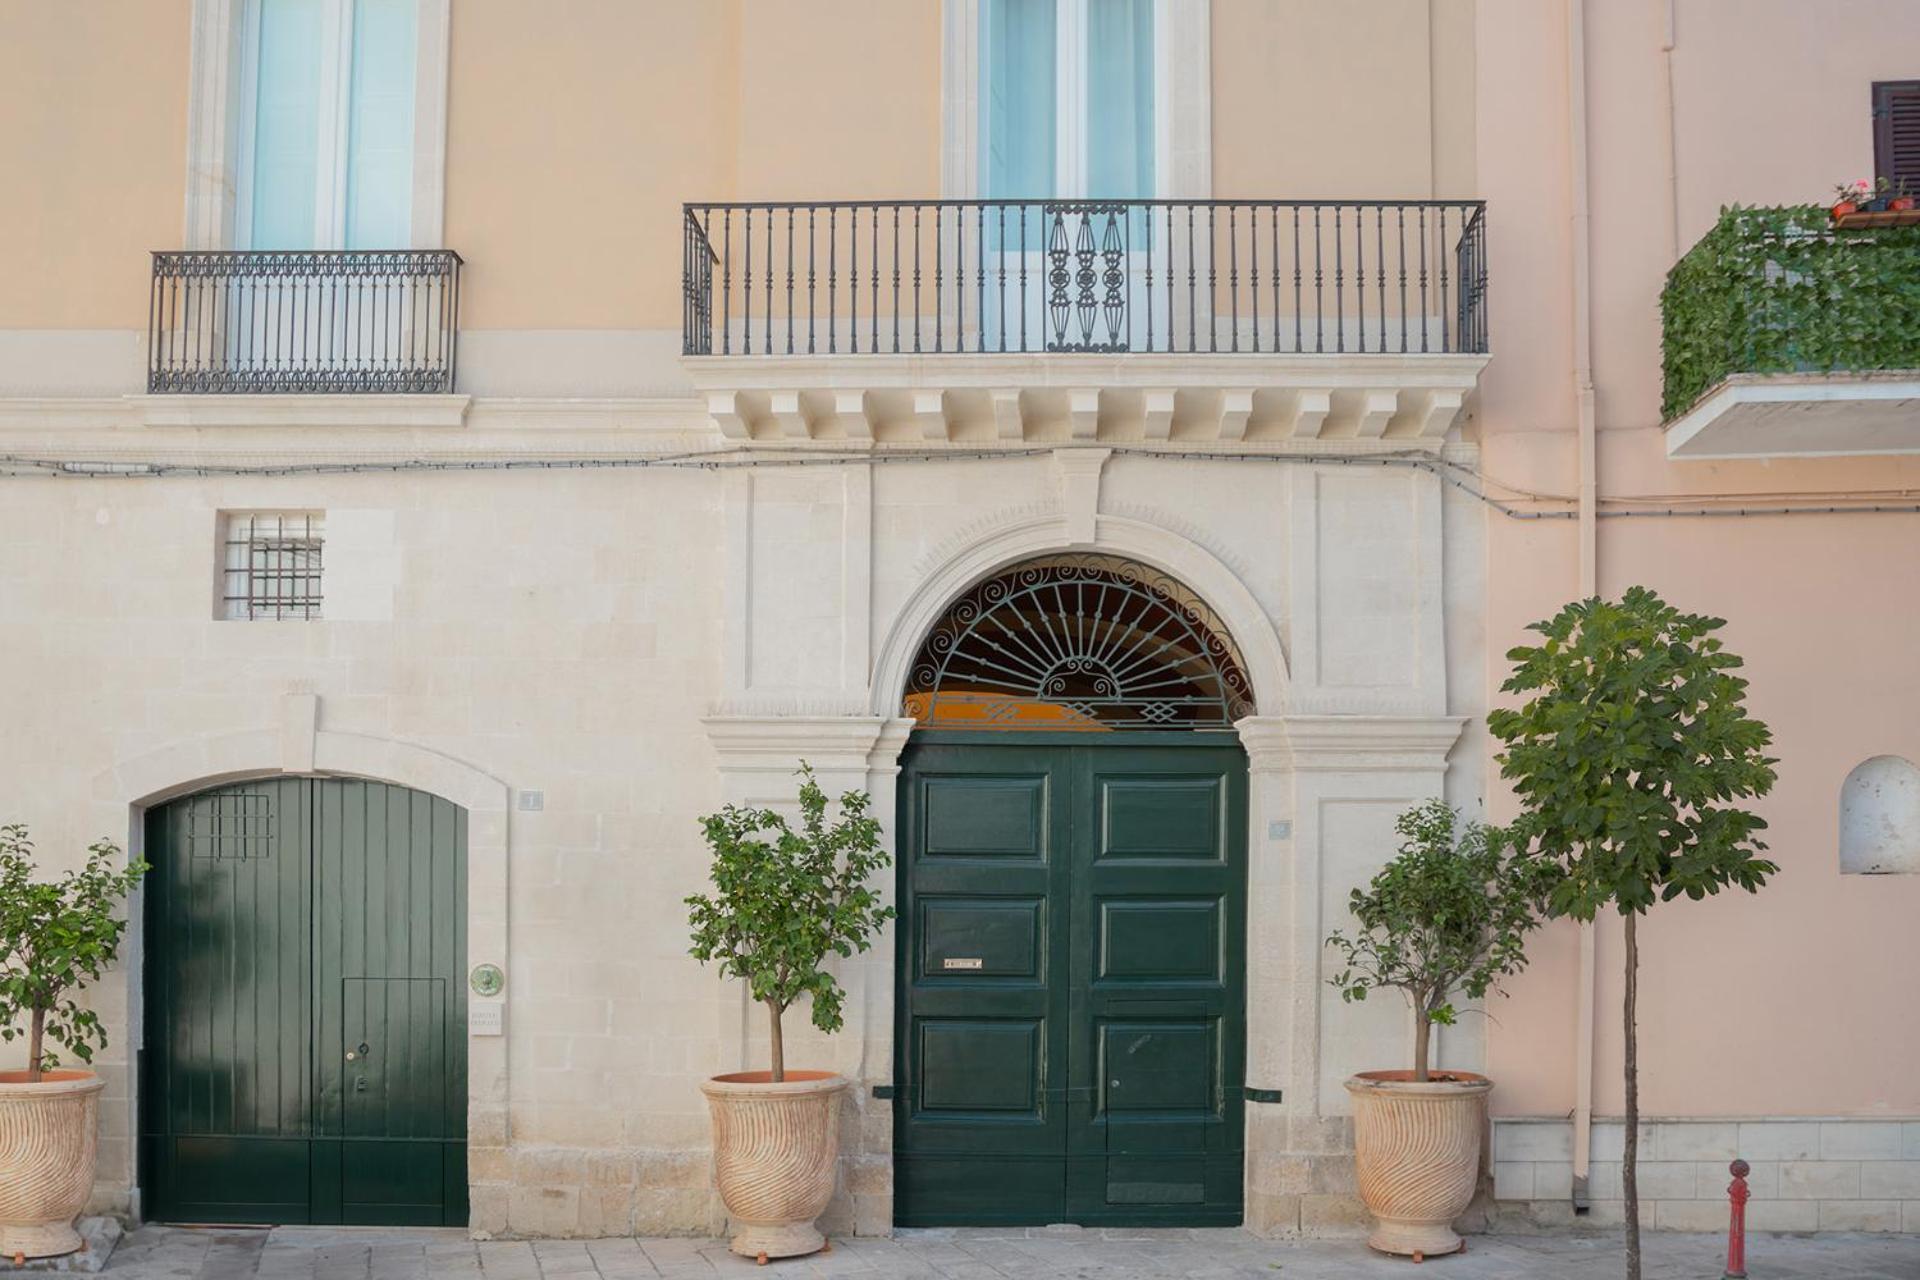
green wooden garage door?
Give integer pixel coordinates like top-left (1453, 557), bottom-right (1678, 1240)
top-left (895, 733), bottom-right (1246, 1227)
top-left (140, 778), bottom-right (468, 1226)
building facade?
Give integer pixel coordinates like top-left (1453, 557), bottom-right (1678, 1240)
top-left (0, 0), bottom-right (1916, 1241)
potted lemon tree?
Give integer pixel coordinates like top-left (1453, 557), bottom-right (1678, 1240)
top-left (1326, 800), bottom-right (1547, 1260)
top-left (686, 766), bottom-right (893, 1264)
top-left (0, 826), bottom-right (147, 1260)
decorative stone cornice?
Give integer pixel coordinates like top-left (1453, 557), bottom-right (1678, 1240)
top-left (685, 353), bottom-right (1485, 444)
top-left (1278, 715), bottom-right (1467, 773)
top-left (701, 715), bottom-right (895, 776)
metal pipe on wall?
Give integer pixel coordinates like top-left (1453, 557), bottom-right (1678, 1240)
top-left (1565, 0), bottom-right (1600, 1213)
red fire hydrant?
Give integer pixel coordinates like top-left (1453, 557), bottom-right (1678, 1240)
top-left (1723, 1158), bottom-right (1750, 1280)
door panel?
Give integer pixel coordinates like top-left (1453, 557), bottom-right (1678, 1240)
top-left (1072, 749), bottom-right (1245, 1224)
top-left (895, 745), bottom-right (1071, 1225)
top-left (142, 779), bottom-right (314, 1223)
top-left (895, 734), bottom-right (1245, 1227)
top-left (142, 778), bottom-right (466, 1226)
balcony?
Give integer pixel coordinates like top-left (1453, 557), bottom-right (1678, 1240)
top-left (1662, 207), bottom-right (1920, 458)
top-left (140, 250), bottom-right (465, 426)
top-left (682, 198), bottom-right (1487, 443)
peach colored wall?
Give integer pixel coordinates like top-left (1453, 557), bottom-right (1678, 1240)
top-left (0, 0), bottom-right (190, 328)
top-left (0, 2), bottom-right (1475, 334)
top-left (1478, 0), bottom-right (1920, 1118)
top-left (1213, 0), bottom-right (1475, 199)
top-left (446, 0), bottom-right (940, 330)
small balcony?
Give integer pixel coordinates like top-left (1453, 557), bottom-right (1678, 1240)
top-left (143, 250), bottom-right (464, 421)
top-left (682, 198), bottom-right (1487, 443)
top-left (1662, 207), bottom-right (1920, 458)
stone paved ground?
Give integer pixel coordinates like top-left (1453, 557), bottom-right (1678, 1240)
top-left (96, 1225), bottom-right (1920, 1280)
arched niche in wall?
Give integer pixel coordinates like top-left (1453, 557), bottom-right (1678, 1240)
top-left (1839, 755), bottom-right (1920, 875)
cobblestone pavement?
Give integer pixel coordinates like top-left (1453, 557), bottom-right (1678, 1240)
top-left (97, 1225), bottom-right (1920, 1280)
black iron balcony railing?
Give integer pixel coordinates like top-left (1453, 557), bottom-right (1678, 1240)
top-left (683, 199), bottom-right (1485, 359)
top-left (147, 250), bottom-right (462, 394)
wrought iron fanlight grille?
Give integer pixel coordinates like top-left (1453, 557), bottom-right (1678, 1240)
top-left (905, 555), bottom-right (1255, 732)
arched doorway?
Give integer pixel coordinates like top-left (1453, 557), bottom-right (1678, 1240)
top-left (893, 554), bottom-right (1250, 1227)
top-left (140, 777), bottom-right (468, 1226)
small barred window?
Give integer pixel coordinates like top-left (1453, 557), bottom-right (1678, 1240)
top-left (221, 512), bottom-right (324, 620)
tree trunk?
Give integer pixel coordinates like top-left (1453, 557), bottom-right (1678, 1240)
top-left (1413, 1007), bottom-right (1432, 1083)
top-left (27, 1006), bottom-right (46, 1083)
top-left (1623, 912), bottom-right (1641, 1280)
top-left (766, 999), bottom-right (786, 1084)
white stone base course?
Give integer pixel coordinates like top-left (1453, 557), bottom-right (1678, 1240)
top-left (1492, 1116), bottom-right (1920, 1234)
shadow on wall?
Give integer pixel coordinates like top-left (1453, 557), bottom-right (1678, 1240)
top-left (1839, 756), bottom-right (1920, 875)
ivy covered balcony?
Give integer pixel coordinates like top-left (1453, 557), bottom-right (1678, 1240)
top-left (1662, 206), bottom-right (1920, 458)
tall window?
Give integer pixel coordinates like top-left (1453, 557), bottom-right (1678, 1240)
top-left (240, 0), bottom-right (419, 249)
top-left (980, 0), bottom-right (1156, 200)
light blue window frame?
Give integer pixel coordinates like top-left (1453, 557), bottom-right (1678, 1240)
top-left (237, 0), bottom-right (419, 250)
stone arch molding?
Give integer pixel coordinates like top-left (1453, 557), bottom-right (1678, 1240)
top-left (98, 720), bottom-right (509, 819)
top-left (871, 511), bottom-right (1290, 720)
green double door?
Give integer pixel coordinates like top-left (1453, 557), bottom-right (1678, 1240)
top-left (141, 778), bottom-right (468, 1225)
top-left (894, 734), bottom-right (1247, 1227)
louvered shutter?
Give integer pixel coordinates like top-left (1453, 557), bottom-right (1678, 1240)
top-left (1873, 81), bottom-right (1920, 194)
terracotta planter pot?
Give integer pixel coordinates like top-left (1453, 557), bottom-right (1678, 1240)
top-left (1345, 1070), bottom-right (1492, 1260)
top-left (0, 1070), bottom-right (105, 1261)
top-left (1833, 201), bottom-right (1858, 218)
top-left (701, 1070), bottom-right (847, 1263)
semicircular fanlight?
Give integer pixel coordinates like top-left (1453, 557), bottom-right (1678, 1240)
top-left (904, 554), bottom-right (1255, 731)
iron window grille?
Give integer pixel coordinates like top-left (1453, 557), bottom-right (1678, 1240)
top-left (221, 512), bottom-right (324, 621)
top-left (187, 792), bottom-right (275, 859)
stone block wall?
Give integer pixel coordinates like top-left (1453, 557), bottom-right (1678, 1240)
top-left (1491, 1117), bottom-right (1920, 1234)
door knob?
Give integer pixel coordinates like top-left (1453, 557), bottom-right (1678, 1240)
top-left (346, 1051), bottom-right (356, 1062)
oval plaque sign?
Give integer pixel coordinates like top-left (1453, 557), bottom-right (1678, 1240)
top-left (470, 963), bottom-right (505, 997)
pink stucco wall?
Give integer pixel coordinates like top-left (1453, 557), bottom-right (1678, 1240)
top-left (1476, 0), bottom-right (1920, 1119)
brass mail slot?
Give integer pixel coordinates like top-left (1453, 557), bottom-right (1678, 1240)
top-left (942, 957), bottom-right (984, 971)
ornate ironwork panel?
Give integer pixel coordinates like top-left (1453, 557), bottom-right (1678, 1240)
top-left (147, 250), bottom-right (463, 394)
top-left (904, 555), bottom-right (1255, 731)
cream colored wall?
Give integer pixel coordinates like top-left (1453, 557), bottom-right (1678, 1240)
top-left (1477, 0), bottom-right (1920, 1120)
top-left (0, 1), bottom-right (190, 329)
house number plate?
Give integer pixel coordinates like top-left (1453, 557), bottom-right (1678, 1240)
top-left (943, 957), bottom-right (984, 970)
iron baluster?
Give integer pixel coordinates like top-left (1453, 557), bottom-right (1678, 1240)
top-left (1438, 206), bottom-right (1451, 353)
top-left (997, 205), bottom-right (1007, 353)
top-left (977, 204), bottom-right (986, 353)
top-left (1355, 205), bottom-right (1366, 352)
top-left (1396, 207), bottom-right (1407, 353)
top-left (1419, 206), bottom-right (1430, 353)
top-left (1175, 206), bottom-right (1190, 355)
top-left (1375, 206), bottom-right (1387, 354)
top-left (1335, 204), bottom-right (1345, 355)
top-left (1230, 204), bottom-right (1240, 354)
top-left (1313, 207), bottom-right (1324, 353)
top-left (1247, 204), bottom-right (1257, 353)
top-left (1207, 204), bottom-right (1217, 353)
top-left (934, 205), bottom-right (943, 353)
top-left (786, 207), bottom-right (796, 355)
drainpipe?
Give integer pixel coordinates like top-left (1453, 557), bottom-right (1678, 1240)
top-left (1660, 0), bottom-right (1681, 259)
top-left (1566, 0), bottom-right (1599, 1214)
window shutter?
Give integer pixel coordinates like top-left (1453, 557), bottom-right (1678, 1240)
top-left (1873, 80), bottom-right (1920, 194)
